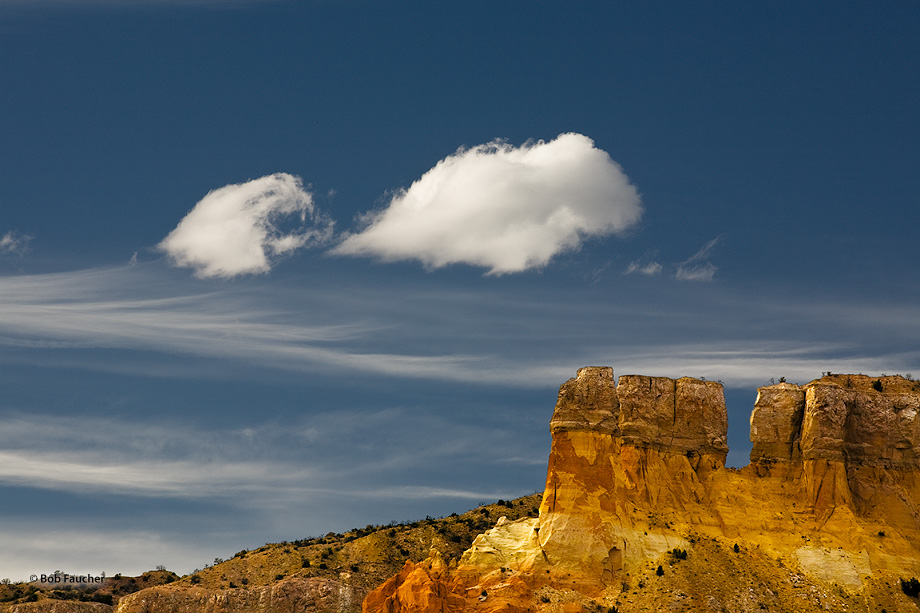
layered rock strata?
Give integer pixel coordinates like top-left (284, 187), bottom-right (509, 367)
top-left (365, 368), bottom-right (920, 612)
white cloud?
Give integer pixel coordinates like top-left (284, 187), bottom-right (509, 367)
top-left (332, 133), bottom-right (642, 275)
top-left (158, 173), bottom-right (332, 279)
top-left (625, 259), bottom-right (662, 276)
top-left (0, 230), bottom-right (33, 255)
top-left (676, 236), bottom-right (720, 281)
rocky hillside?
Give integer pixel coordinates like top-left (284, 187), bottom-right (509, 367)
top-left (3, 499), bottom-right (540, 613)
top-left (114, 496), bottom-right (541, 613)
top-left (0, 570), bottom-right (179, 613)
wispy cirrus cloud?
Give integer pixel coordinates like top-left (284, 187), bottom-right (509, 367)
top-left (0, 409), bottom-right (535, 503)
top-left (158, 173), bottom-right (333, 279)
top-left (332, 133), bottom-right (642, 275)
top-left (0, 407), bottom-right (527, 581)
top-left (676, 236), bottom-right (721, 281)
top-left (0, 265), bottom-right (566, 386)
top-left (0, 230), bottom-right (33, 256)
top-left (1, 264), bottom-right (917, 390)
top-left (625, 258), bottom-right (662, 276)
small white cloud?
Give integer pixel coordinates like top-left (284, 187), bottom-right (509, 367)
top-left (159, 173), bottom-right (332, 279)
top-left (332, 133), bottom-right (642, 275)
top-left (0, 230), bottom-right (33, 256)
top-left (625, 259), bottom-right (662, 276)
top-left (676, 237), bottom-right (720, 282)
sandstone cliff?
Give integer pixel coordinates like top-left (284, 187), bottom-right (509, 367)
top-left (365, 368), bottom-right (920, 612)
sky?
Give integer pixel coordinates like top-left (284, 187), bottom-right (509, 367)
top-left (1, 0), bottom-right (919, 582)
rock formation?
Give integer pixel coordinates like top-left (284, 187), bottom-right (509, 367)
top-left (115, 577), bottom-right (363, 613)
top-left (364, 368), bottom-right (920, 612)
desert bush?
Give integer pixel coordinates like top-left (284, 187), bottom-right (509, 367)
top-left (901, 577), bottom-right (920, 597)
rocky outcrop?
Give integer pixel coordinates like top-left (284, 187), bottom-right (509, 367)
top-left (365, 368), bottom-right (920, 612)
top-left (116, 577), bottom-right (363, 613)
top-left (751, 374), bottom-right (920, 468)
top-left (361, 553), bottom-right (468, 613)
top-left (1, 603), bottom-right (111, 613)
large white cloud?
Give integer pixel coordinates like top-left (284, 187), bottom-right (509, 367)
top-left (332, 133), bottom-right (642, 275)
top-left (159, 173), bottom-right (332, 279)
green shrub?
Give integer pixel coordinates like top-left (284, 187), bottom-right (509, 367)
top-left (656, 565), bottom-right (664, 576)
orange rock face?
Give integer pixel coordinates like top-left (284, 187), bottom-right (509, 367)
top-left (364, 368), bottom-right (920, 612)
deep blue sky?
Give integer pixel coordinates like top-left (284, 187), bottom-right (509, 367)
top-left (1, 0), bottom-right (918, 581)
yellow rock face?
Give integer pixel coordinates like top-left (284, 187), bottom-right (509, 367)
top-left (364, 368), bottom-right (920, 612)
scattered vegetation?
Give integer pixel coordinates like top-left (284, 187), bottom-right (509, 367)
top-left (155, 493), bottom-right (542, 596)
top-left (901, 577), bottom-right (920, 598)
top-left (669, 548), bottom-right (688, 561)
top-left (0, 570), bottom-right (178, 606)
